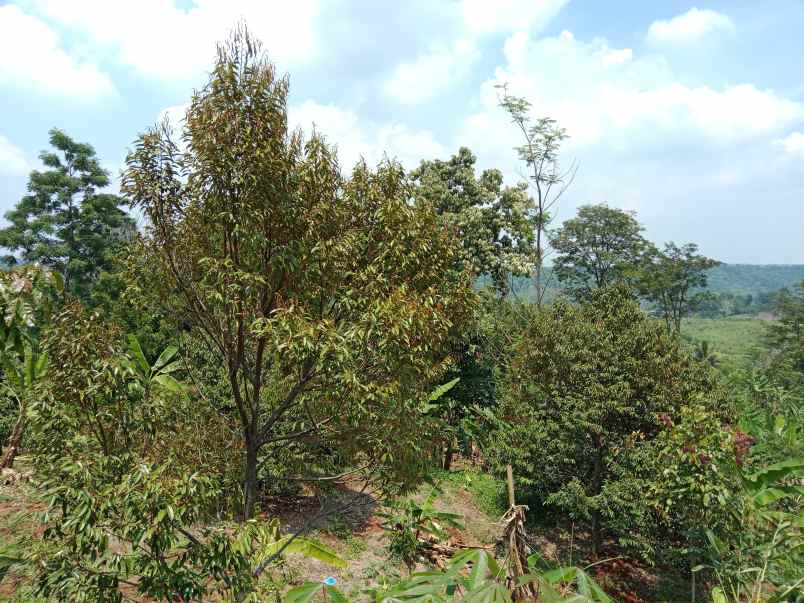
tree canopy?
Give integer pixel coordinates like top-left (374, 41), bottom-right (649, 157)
top-left (487, 285), bottom-right (724, 555)
top-left (122, 27), bottom-right (474, 519)
top-left (0, 129), bottom-right (134, 299)
top-left (639, 242), bottom-right (720, 333)
top-left (551, 203), bottom-right (648, 298)
top-left (412, 147), bottom-right (536, 295)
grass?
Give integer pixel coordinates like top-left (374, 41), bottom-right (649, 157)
top-left (0, 480), bottom-right (46, 602)
top-left (432, 467), bottom-right (507, 519)
top-left (682, 315), bottom-right (769, 370)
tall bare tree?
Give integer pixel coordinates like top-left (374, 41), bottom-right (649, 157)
top-left (497, 86), bottom-right (577, 307)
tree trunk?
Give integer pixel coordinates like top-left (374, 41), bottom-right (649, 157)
top-left (591, 510), bottom-right (602, 558)
top-left (243, 430), bottom-right (259, 520)
top-left (590, 439), bottom-right (604, 558)
top-left (506, 464), bottom-right (515, 508)
top-left (534, 236), bottom-right (543, 309)
top-left (442, 439), bottom-right (454, 471)
top-left (1, 402), bottom-right (26, 469)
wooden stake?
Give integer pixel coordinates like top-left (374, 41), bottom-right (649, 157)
top-left (506, 464), bottom-right (515, 508)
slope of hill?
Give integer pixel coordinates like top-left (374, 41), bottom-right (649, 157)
top-left (705, 264), bottom-right (804, 295)
top-left (482, 264), bottom-right (804, 300)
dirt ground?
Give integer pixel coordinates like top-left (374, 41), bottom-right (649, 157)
top-left (0, 461), bottom-right (689, 602)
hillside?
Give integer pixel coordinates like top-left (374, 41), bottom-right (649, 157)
top-left (705, 264), bottom-right (804, 294)
top-left (487, 264), bottom-right (804, 300)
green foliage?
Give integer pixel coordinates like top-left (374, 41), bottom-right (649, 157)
top-left (21, 302), bottom-right (344, 601)
top-left (766, 280), bottom-right (804, 376)
top-left (380, 486), bottom-right (464, 565)
top-left (551, 203), bottom-right (648, 298)
top-left (682, 317), bottom-right (767, 371)
top-left (284, 548), bottom-right (614, 602)
top-left (412, 147), bottom-right (536, 295)
top-left (488, 285), bottom-right (725, 557)
top-left (731, 368), bottom-right (803, 467)
top-left (0, 392), bottom-right (15, 451)
top-left (649, 404), bottom-right (738, 530)
top-left (122, 26), bottom-right (473, 518)
top-left (2, 21), bottom-right (802, 603)
top-left (0, 265), bottom-right (63, 466)
top-left (651, 401), bottom-right (803, 602)
top-left (695, 458), bottom-right (804, 603)
top-left (694, 290), bottom-right (781, 318)
top-left (0, 128), bottom-right (134, 299)
top-left (639, 242), bottom-right (720, 333)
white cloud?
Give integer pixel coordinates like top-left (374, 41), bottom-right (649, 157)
top-left (461, 0), bottom-right (569, 36)
top-left (385, 0), bottom-right (568, 104)
top-left (0, 4), bottom-right (115, 100)
top-left (646, 7), bottom-right (735, 45)
top-left (289, 101), bottom-right (447, 170)
top-left (0, 134), bottom-right (29, 176)
top-left (464, 30), bottom-right (803, 154)
top-left (385, 39), bottom-right (480, 105)
top-left (27, 0), bottom-right (320, 81)
top-left (775, 131), bottom-right (804, 154)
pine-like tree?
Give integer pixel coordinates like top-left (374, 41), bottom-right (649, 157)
top-left (0, 129), bottom-right (135, 299)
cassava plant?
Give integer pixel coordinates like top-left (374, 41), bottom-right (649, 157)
top-left (284, 548), bottom-right (614, 602)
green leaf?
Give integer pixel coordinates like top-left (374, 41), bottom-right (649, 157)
top-left (428, 378), bottom-right (460, 402)
top-left (711, 586), bottom-right (728, 603)
top-left (283, 582), bottom-right (324, 603)
top-left (2, 356), bottom-right (22, 392)
top-left (752, 485), bottom-right (804, 507)
top-left (153, 374), bottom-right (185, 394)
top-left (34, 351), bottom-right (47, 380)
top-left (12, 330), bottom-right (23, 360)
top-left (50, 270), bottom-right (64, 293)
top-left (285, 538), bottom-right (347, 569)
top-left (152, 345), bottom-right (179, 373)
top-left (746, 458), bottom-right (804, 489)
top-left (325, 586), bottom-right (348, 603)
top-left (463, 582), bottom-right (513, 603)
top-left (255, 534), bottom-right (346, 569)
top-left (467, 548), bottom-right (490, 590)
top-left (542, 566), bottom-right (578, 584)
top-left (126, 334), bottom-right (150, 376)
top-left (24, 346), bottom-right (34, 390)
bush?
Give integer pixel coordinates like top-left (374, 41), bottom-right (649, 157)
top-left (486, 285), bottom-right (727, 558)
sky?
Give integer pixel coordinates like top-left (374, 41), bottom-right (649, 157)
top-left (0, 0), bottom-right (802, 264)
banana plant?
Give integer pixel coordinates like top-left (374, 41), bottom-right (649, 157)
top-left (125, 334), bottom-right (184, 395)
top-left (695, 458), bottom-right (804, 602)
top-left (0, 346), bottom-right (47, 465)
top-left (0, 266), bottom-right (62, 468)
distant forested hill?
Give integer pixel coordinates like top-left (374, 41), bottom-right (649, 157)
top-left (704, 264), bottom-right (804, 294)
top-left (483, 264), bottom-right (804, 301)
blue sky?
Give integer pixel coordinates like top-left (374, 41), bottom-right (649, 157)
top-left (1, 0), bottom-right (802, 263)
